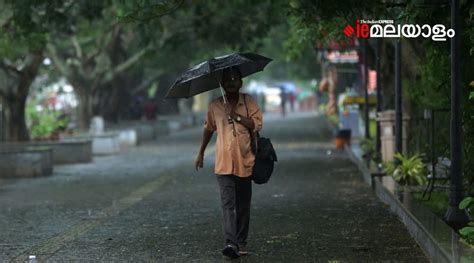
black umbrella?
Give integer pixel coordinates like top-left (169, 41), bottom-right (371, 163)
top-left (165, 52), bottom-right (272, 99)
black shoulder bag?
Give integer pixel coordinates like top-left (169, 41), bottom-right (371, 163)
top-left (243, 95), bottom-right (278, 184)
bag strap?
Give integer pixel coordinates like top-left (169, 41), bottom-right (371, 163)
top-left (243, 94), bottom-right (259, 152)
top-left (243, 94), bottom-right (259, 134)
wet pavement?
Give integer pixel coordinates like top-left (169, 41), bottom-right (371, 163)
top-left (0, 112), bottom-right (428, 262)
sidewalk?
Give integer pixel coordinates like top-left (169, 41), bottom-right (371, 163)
top-left (0, 112), bottom-right (428, 262)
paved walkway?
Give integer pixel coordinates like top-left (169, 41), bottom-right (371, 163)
top-left (0, 112), bottom-right (428, 262)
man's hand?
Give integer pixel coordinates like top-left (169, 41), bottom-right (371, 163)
top-left (224, 104), bottom-right (237, 120)
top-left (195, 152), bottom-right (204, 171)
top-left (196, 128), bottom-right (213, 172)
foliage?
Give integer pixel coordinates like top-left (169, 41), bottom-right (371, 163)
top-left (327, 114), bottom-right (339, 126)
top-left (43, 0), bottom-right (292, 126)
top-left (384, 153), bottom-right (428, 186)
top-left (44, 1), bottom-right (159, 128)
top-left (383, 159), bottom-right (395, 172)
top-left (285, 0), bottom-right (399, 59)
top-left (360, 137), bottom-right (380, 163)
top-left (26, 100), bottom-right (67, 139)
top-left (458, 196), bottom-right (474, 245)
top-left (0, 1), bottom-right (106, 57)
top-left (0, 0), bottom-right (107, 140)
top-left (385, 2), bottom-right (474, 194)
top-left (119, 0), bottom-right (288, 53)
top-left (360, 138), bottom-right (375, 155)
top-left (465, 79), bottom-right (474, 194)
top-left (256, 23), bottom-right (321, 81)
top-left (413, 191), bottom-right (449, 219)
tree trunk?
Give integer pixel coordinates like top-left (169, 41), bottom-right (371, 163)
top-left (156, 73), bottom-right (179, 114)
top-left (3, 96), bottom-right (29, 141)
top-left (100, 86), bottom-right (122, 123)
top-left (378, 38), bottom-right (424, 111)
top-left (75, 88), bottom-right (93, 131)
top-left (0, 51), bottom-right (43, 141)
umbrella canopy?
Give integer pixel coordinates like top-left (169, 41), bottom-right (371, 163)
top-left (277, 82), bottom-right (297, 93)
top-left (165, 52), bottom-right (272, 99)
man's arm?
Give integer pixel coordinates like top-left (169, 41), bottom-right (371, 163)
top-left (195, 128), bottom-right (214, 171)
top-left (226, 105), bottom-right (255, 130)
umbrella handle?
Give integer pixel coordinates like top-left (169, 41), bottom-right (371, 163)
top-left (219, 81), bottom-right (228, 104)
top-left (219, 81), bottom-right (234, 124)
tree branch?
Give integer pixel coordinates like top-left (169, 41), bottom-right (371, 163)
top-left (0, 87), bottom-right (6, 98)
top-left (72, 36), bottom-right (83, 59)
top-left (102, 43), bottom-right (153, 85)
top-left (0, 3), bottom-right (14, 29)
top-left (0, 60), bottom-right (22, 75)
top-left (46, 43), bottom-right (71, 77)
top-left (18, 51), bottom-right (43, 97)
top-left (384, 2), bottom-right (408, 8)
top-left (86, 22), bottom-right (121, 62)
top-left (100, 22), bottom-right (175, 87)
top-left (131, 71), bottom-right (162, 95)
top-left (121, 0), bottom-right (185, 22)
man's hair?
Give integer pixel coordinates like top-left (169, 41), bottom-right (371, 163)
top-left (222, 66), bottom-right (242, 81)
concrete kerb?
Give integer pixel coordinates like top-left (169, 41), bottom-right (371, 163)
top-left (105, 120), bottom-right (173, 145)
top-left (90, 133), bottom-right (120, 155)
top-left (135, 123), bottom-right (156, 143)
top-left (0, 146), bottom-right (53, 178)
top-left (107, 114), bottom-right (203, 144)
top-left (115, 129), bottom-right (138, 148)
top-left (63, 132), bottom-right (120, 155)
top-left (345, 144), bottom-right (373, 187)
top-left (345, 144), bottom-right (474, 263)
top-left (372, 176), bottom-right (451, 263)
top-left (157, 113), bottom-right (205, 131)
top-left (2, 140), bottom-right (92, 165)
top-left (107, 123), bottom-right (155, 145)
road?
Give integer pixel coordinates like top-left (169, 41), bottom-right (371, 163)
top-left (0, 112), bottom-right (428, 262)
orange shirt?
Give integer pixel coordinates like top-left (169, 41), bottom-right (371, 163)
top-left (204, 93), bottom-right (263, 177)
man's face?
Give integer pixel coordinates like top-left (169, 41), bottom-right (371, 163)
top-left (222, 69), bottom-right (242, 94)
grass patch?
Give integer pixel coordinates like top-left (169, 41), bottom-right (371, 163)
top-left (327, 114), bottom-right (339, 126)
top-left (413, 190), bottom-right (449, 219)
top-left (369, 119), bottom-right (377, 138)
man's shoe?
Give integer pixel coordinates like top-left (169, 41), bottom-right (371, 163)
top-left (238, 245), bottom-right (249, 256)
top-left (222, 244), bottom-right (240, 259)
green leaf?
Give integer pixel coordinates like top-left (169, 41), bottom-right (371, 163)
top-left (459, 197), bottom-right (474, 209)
top-left (459, 226), bottom-right (474, 236)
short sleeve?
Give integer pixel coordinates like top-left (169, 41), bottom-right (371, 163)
top-left (246, 95), bottom-right (263, 132)
top-left (203, 104), bottom-right (216, 132)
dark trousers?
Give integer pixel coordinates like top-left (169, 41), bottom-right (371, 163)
top-left (216, 175), bottom-right (252, 247)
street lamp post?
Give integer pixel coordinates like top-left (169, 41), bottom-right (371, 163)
top-left (376, 38), bottom-right (382, 155)
top-left (364, 39), bottom-right (370, 139)
top-left (445, 0), bottom-right (469, 224)
top-left (0, 99), bottom-right (3, 142)
top-left (395, 38), bottom-right (402, 156)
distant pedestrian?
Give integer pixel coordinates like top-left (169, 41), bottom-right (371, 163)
top-left (130, 96), bottom-right (144, 120)
top-left (279, 86), bottom-right (287, 116)
top-left (289, 91), bottom-right (295, 112)
top-left (195, 66), bottom-right (263, 259)
top-left (260, 92), bottom-right (266, 113)
top-left (144, 98), bottom-right (157, 120)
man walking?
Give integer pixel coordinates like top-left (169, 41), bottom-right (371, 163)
top-left (195, 67), bottom-right (263, 258)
